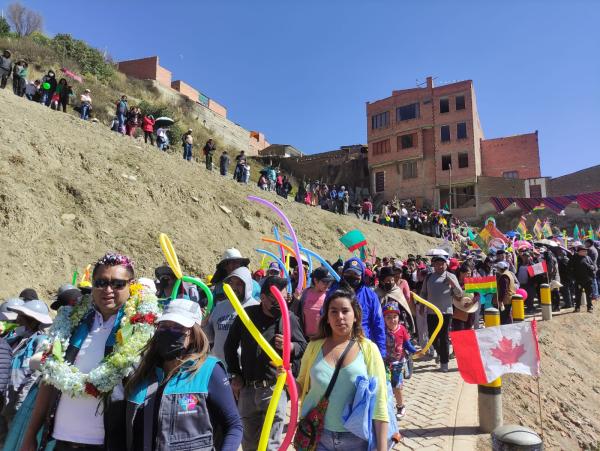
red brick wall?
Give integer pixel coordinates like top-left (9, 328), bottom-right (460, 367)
top-left (480, 132), bottom-right (540, 179)
top-left (208, 99), bottom-right (227, 118)
top-left (171, 80), bottom-right (199, 102)
top-left (117, 56), bottom-right (172, 89)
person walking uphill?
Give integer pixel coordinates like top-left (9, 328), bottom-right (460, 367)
top-left (420, 250), bottom-right (463, 372)
top-left (116, 95), bottom-right (128, 134)
top-left (225, 277), bottom-right (307, 451)
top-left (328, 257), bottom-right (387, 357)
top-left (220, 150), bottom-right (230, 176)
top-left (20, 253), bottom-right (153, 451)
top-left (125, 299), bottom-right (242, 451)
top-left (203, 139), bottom-right (216, 171)
top-left (141, 114), bottom-right (155, 145)
top-left (182, 129), bottom-right (194, 161)
top-left (0, 50), bottom-right (12, 89)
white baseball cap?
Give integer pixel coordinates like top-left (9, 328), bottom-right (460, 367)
top-left (156, 299), bottom-right (202, 328)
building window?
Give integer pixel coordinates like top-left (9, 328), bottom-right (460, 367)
top-left (398, 133), bottom-right (416, 149)
top-left (440, 98), bottom-right (449, 114)
top-left (530, 184), bottom-right (542, 197)
top-left (440, 125), bottom-right (450, 143)
top-left (503, 171), bottom-right (519, 179)
top-left (375, 171), bottom-right (385, 193)
top-left (403, 161), bottom-right (418, 179)
top-left (456, 95), bottom-right (465, 110)
top-left (442, 155), bottom-right (452, 171)
top-left (371, 139), bottom-right (391, 156)
top-left (458, 152), bottom-right (469, 168)
top-left (457, 122), bottom-right (467, 140)
top-left (396, 103), bottom-right (419, 121)
top-left (371, 111), bottom-right (389, 130)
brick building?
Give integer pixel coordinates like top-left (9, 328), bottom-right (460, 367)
top-left (366, 76), bottom-right (541, 218)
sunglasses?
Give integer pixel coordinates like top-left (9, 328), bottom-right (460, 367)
top-left (93, 278), bottom-right (130, 290)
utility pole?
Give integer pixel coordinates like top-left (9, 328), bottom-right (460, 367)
top-left (449, 162), bottom-right (452, 211)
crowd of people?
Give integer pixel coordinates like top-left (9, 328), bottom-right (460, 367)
top-left (0, 222), bottom-right (597, 450)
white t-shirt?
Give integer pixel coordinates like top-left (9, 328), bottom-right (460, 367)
top-left (52, 312), bottom-right (117, 445)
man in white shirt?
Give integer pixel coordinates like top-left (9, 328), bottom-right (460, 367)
top-left (21, 253), bottom-right (136, 451)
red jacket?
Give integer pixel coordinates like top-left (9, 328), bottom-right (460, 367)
top-left (142, 116), bottom-right (155, 132)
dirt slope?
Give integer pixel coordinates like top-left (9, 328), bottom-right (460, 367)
top-left (0, 90), bottom-right (439, 298)
top-left (502, 312), bottom-right (600, 450)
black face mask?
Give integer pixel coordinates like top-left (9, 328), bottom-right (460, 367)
top-left (270, 302), bottom-right (281, 318)
top-left (154, 329), bottom-right (187, 361)
top-left (382, 282), bottom-right (395, 292)
top-left (344, 276), bottom-right (361, 289)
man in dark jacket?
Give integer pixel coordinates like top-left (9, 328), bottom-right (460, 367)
top-left (40, 69), bottom-right (57, 106)
top-left (569, 245), bottom-right (595, 312)
top-left (584, 239), bottom-right (599, 301)
top-left (0, 50), bottom-right (12, 89)
top-left (219, 150), bottom-right (230, 176)
top-left (203, 139), bottom-right (216, 171)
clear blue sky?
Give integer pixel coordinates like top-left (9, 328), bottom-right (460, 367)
top-left (4, 0), bottom-right (599, 177)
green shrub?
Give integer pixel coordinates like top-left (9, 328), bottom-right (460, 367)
top-left (51, 34), bottom-right (115, 82)
top-left (0, 17), bottom-right (10, 36)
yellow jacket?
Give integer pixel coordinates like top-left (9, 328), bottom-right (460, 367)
top-left (297, 337), bottom-right (389, 423)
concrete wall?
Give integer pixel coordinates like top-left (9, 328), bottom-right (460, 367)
top-left (547, 165), bottom-right (600, 196)
top-left (480, 132), bottom-right (541, 179)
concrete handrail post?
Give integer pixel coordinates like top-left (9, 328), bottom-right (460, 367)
top-left (540, 283), bottom-right (551, 320)
top-left (478, 308), bottom-right (503, 433)
top-left (511, 294), bottom-right (525, 322)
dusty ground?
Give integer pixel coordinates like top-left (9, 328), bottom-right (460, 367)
top-left (0, 89), bottom-right (440, 298)
top-left (501, 312), bottom-right (600, 450)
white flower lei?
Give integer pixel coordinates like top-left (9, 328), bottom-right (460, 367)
top-left (41, 283), bottom-right (160, 398)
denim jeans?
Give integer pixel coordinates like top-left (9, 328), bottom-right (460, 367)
top-left (80, 104), bottom-right (90, 120)
top-left (183, 143), bottom-right (192, 161)
top-left (40, 91), bottom-right (50, 106)
top-left (117, 113), bottom-right (126, 133)
top-left (316, 430), bottom-right (368, 451)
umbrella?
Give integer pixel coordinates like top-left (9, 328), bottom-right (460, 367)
top-left (154, 117), bottom-right (174, 128)
top-left (439, 209), bottom-right (450, 215)
top-left (505, 231), bottom-right (518, 238)
top-left (534, 239), bottom-right (559, 248)
top-left (514, 240), bottom-right (533, 249)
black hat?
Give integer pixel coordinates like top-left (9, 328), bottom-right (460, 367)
top-left (311, 267), bottom-right (334, 283)
top-left (19, 288), bottom-right (38, 301)
top-left (51, 284), bottom-right (82, 310)
top-left (379, 266), bottom-right (395, 280)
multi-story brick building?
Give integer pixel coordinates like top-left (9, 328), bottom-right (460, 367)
top-left (366, 76), bottom-right (541, 218)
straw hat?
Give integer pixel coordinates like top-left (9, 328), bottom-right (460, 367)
top-left (452, 293), bottom-right (480, 314)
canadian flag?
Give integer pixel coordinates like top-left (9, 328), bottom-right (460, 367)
top-left (527, 261), bottom-right (548, 277)
top-left (450, 321), bottom-right (541, 384)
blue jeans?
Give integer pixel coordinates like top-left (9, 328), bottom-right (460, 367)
top-left (117, 113), bottom-right (126, 133)
top-left (40, 91), bottom-right (50, 106)
top-left (316, 430), bottom-right (368, 451)
top-left (80, 104), bottom-right (90, 120)
top-left (183, 143), bottom-right (192, 161)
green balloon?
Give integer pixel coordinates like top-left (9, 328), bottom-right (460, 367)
top-left (42, 82), bottom-right (50, 90)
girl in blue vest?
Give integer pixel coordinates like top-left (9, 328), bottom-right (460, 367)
top-left (125, 299), bottom-right (242, 451)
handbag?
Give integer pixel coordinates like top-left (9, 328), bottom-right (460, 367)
top-left (293, 339), bottom-right (355, 451)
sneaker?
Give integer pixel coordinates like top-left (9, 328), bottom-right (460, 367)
top-left (440, 363), bottom-right (449, 373)
top-left (396, 405), bottom-right (406, 418)
top-left (574, 307), bottom-right (580, 312)
top-left (587, 307), bottom-right (593, 313)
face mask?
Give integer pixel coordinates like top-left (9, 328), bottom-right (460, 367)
top-left (344, 276), bottom-right (361, 289)
top-left (270, 301), bottom-right (281, 318)
top-left (382, 282), bottom-right (395, 292)
top-left (154, 329), bottom-right (187, 361)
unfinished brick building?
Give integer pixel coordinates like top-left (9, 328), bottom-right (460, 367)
top-left (366, 77), bottom-right (541, 218)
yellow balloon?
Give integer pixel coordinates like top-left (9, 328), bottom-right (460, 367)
top-left (222, 283), bottom-right (283, 367)
top-left (412, 292), bottom-right (444, 359)
top-left (159, 233), bottom-right (183, 280)
top-left (257, 371), bottom-right (287, 451)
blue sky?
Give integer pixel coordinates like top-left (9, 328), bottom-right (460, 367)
top-left (4, 1), bottom-right (599, 177)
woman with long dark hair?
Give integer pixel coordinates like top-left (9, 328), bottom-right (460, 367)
top-left (296, 289), bottom-right (389, 451)
top-left (125, 299), bottom-right (242, 451)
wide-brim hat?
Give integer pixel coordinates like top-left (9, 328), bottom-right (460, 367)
top-left (219, 248), bottom-right (250, 267)
top-left (453, 294), bottom-right (480, 314)
top-left (50, 287), bottom-right (82, 311)
top-left (9, 300), bottom-right (53, 325)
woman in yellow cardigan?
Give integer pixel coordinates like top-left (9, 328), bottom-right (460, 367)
top-left (297, 289), bottom-right (389, 451)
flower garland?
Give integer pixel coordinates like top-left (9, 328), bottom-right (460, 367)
top-left (41, 282), bottom-right (160, 398)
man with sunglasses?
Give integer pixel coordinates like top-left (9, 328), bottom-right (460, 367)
top-left (22, 253), bottom-right (136, 451)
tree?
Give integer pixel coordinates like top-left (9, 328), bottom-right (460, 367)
top-left (7, 2), bottom-right (43, 37)
top-left (0, 16), bottom-right (10, 36)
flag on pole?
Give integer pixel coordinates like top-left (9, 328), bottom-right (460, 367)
top-left (527, 260), bottom-right (548, 277)
top-left (339, 229), bottom-right (368, 254)
top-left (542, 221), bottom-right (553, 238)
top-left (588, 225), bottom-right (594, 240)
top-left (450, 320), bottom-right (541, 384)
top-left (533, 219), bottom-right (543, 239)
top-left (573, 224), bottom-right (580, 240)
top-left (516, 216), bottom-right (528, 238)
top-left (464, 276), bottom-right (497, 295)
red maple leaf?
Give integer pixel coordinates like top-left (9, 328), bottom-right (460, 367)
top-left (490, 337), bottom-right (525, 367)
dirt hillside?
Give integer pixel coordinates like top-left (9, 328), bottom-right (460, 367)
top-left (502, 312), bottom-right (600, 450)
top-left (0, 89), bottom-right (439, 298)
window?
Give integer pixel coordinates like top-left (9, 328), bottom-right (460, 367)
top-left (458, 152), bottom-right (469, 168)
top-left (403, 161), bottom-right (418, 179)
top-left (398, 133), bottom-right (416, 149)
top-left (371, 111), bottom-right (389, 130)
top-left (440, 98), bottom-right (449, 113)
top-left (456, 95), bottom-right (465, 110)
top-left (442, 155), bottom-right (452, 171)
top-left (396, 103), bottom-right (419, 121)
top-left (503, 171), bottom-right (519, 179)
top-left (440, 125), bottom-right (450, 142)
top-left (371, 139), bottom-right (391, 156)
top-left (375, 171), bottom-right (385, 193)
top-left (530, 184), bottom-right (542, 197)
top-left (457, 122), bottom-right (467, 140)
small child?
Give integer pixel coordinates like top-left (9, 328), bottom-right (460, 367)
top-left (383, 303), bottom-right (416, 418)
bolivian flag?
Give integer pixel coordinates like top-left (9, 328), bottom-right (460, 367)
top-left (339, 229), bottom-right (368, 260)
top-left (464, 276), bottom-right (497, 295)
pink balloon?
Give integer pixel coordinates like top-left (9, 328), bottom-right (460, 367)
top-left (516, 288), bottom-right (528, 301)
top-left (270, 285), bottom-right (291, 368)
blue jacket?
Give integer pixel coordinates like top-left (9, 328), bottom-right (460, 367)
top-left (328, 257), bottom-right (386, 357)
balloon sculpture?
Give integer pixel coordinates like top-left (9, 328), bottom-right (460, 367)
top-left (159, 233), bottom-right (214, 313)
top-left (411, 292), bottom-right (444, 358)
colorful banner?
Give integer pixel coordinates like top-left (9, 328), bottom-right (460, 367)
top-left (464, 276), bottom-right (497, 295)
